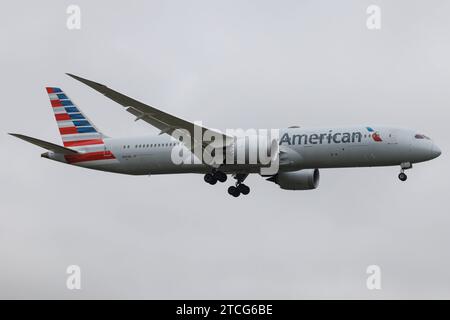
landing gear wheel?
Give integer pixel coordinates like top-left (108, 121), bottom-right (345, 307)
top-left (398, 172), bottom-right (407, 181)
top-left (237, 184), bottom-right (250, 195)
top-left (214, 171), bottom-right (227, 183)
top-left (228, 186), bottom-right (240, 197)
top-left (204, 173), bottom-right (217, 185)
top-left (228, 173), bottom-right (249, 197)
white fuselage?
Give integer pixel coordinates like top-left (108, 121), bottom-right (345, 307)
top-left (47, 126), bottom-right (441, 175)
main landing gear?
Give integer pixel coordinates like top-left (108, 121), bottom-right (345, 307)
top-left (398, 162), bottom-right (412, 182)
top-left (204, 170), bottom-right (227, 185)
top-left (227, 173), bottom-right (250, 198)
top-left (204, 171), bottom-right (250, 197)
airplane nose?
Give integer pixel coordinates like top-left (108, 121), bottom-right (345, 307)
top-left (430, 144), bottom-right (441, 159)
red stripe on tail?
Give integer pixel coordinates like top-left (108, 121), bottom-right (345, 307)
top-left (55, 113), bottom-right (71, 121)
top-left (59, 127), bottom-right (78, 135)
top-left (51, 100), bottom-right (62, 107)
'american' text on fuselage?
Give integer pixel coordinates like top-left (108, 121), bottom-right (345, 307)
top-left (280, 131), bottom-right (363, 146)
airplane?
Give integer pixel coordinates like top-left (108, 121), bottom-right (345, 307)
top-left (9, 74), bottom-right (441, 197)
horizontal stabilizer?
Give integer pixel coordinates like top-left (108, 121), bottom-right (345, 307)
top-left (9, 133), bottom-right (79, 155)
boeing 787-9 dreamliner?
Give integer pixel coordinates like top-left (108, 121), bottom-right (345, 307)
top-left (10, 74), bottom-right (441, 197)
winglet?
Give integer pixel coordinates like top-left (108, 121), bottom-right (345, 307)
top-left (66, 73), bottom-right (108, 91)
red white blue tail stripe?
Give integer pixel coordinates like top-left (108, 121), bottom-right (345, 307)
top-left (46, 87), bottom-right (104, 147)
top-left (46, 87), bottom-right (116, 164)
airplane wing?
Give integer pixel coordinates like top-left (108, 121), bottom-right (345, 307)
top-left (66, 74), bottom-right (234, 153)
top-left (9, 133), bottom-right (79, 155)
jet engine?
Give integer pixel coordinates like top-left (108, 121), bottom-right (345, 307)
top-left (267, 169), bottom-right (320, 190)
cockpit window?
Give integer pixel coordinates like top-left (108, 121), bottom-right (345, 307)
top-left (415, 134), bottom-right (430, 140)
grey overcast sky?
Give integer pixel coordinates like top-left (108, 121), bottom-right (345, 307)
top-left (1, 0), bottom-right (449, 299)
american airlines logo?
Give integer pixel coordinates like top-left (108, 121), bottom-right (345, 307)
top-left (366, 127), bottom-right (382, 142)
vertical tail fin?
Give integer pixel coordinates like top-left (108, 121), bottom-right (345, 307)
top-left (46, 87), bottom-right (106, 147)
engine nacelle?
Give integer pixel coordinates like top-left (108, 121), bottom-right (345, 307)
top-left (267, 169), bottom-right (320, 190)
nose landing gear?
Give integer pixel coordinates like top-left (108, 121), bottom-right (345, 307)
top-left (398, 172), bottom-right (407, 181)
top-left (398, 162), bottom-right (412, 182)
